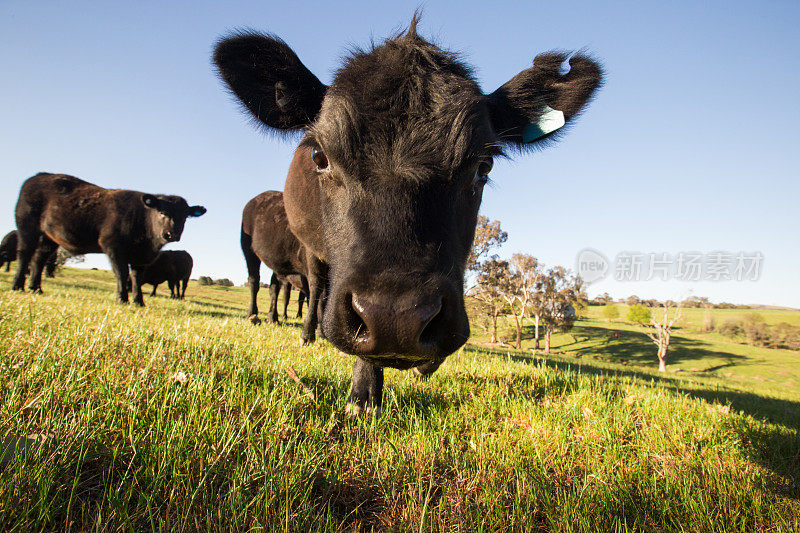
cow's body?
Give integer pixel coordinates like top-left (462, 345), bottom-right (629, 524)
top-left (215, 17), bottom-right (602, 413)
top-left (240, 191), bottom-right (313, 325)
top-left (140, 250), bottom-right (194, 299)
top-left (12, 172), bottom-right (205, 304)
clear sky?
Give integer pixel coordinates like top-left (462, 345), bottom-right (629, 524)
top-left (1, 1), bottom-right (798, 307)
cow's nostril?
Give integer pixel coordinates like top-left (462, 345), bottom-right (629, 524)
top-left (347, 293), bottom-right (370, 344)
top-left (417, 299), bottom-right (443, 346)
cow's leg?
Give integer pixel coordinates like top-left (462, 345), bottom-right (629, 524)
top-left (180, 278), bottom-right (188, 299)
top-left (12, 227), bottom-right (38, 291)
top-left (346, 357), bottom-right (384, 416)
top-left (315, 285), bottom-right (326, 340)
top-left (267, 272), bottom-right (280, 323)
top-left (281, 280), bottom-right (291, 320)
top-left (27, 235), bottom-right (58, 293)
top-left (129, 265), bottom-right (146, 307)
top-left (150, 284), bottom-right (158, 297)
top-left (412, 358), bottom-right (446, 379)
top-left (296, 288), bottom-right (305, 319)
top-left (44, 248), bottom-right (58, 278)
top-left (168, 280), bottom-right (177, 298)
top-left (300, 259), bottom-right (326, 345)
top-left (105, 251), bottom-right (130, 303)
top-left (243, 243), bottom-right (261, 324)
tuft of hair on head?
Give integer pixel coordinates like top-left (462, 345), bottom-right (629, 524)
top-left (405, 10), bottom-right (422, 40)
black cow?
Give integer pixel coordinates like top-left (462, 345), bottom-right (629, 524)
top-left (0, 231), bottom-right (18, 272)
top-left (270, 272), bottom-right (307, 320)
top-left (139, 250), bottom-right (194, 299)
top-left (240, 191), bottom-right (312, 325)
top-left (214, 16), bottom-right (602, 413)
top-left (12, 172), bottom-right (205, 305)
top-left (1, 230), bottom-right (59, 276)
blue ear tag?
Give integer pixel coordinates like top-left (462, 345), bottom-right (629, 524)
top-left (522, 105), bottom-right (566, 143)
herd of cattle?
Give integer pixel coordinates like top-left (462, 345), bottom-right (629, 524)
top-left (3, 18), bottom-right (602, 413)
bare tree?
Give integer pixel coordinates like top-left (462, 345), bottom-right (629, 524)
top-left (468, 258), bottom-right (510, 343)
top-left (534, 266), bottom-right (585, 353)
top-left (499, 254), bottom-right (542, 350)
top-left (645, 302), bottom-right (682, 372)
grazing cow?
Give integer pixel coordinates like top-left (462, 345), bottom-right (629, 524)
top-left (240, 191), bottom-right (312, 325)
top-left (139, 250), bottom-right (194, 299)
top-left (0, 231), bottom-right (18, 272)
top-left (12, 173), bottom-right (206, 305)
top-left (214, 16), bottom-right (602, 413)
top-left (1, 230), bottom-right (59, 276)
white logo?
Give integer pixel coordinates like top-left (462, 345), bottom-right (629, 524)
top-left (576, 248), bottom-right (609, 284)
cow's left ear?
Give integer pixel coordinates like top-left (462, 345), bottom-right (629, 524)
top-left (188, 206), bottom-right (207, 217)
top-left (486, 52), bottom-right (603, 149)
top-left (142, 194), bottom-right (161, 210)
top-left (213, 32), bottom-right (328, 133)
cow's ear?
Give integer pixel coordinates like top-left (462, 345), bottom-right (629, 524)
top-left (486, 52), bottom-right (602, 149)
top-left (188, 205), bottom-right (207, 217)
top-left (213, 32), bottom-right (328, 132)
top-left (142, 194), bottom-right (160, 209)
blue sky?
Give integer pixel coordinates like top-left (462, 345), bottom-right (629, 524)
top-left (1, 1), bottom-right (798, 307)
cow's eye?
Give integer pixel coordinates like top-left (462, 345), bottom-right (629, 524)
top-left (311, 147), bottom-right (329, 171)
top-left (478, 158), bottom-right (493, 178)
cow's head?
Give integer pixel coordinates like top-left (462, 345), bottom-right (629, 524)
top-left (142, 194), bottom-right (206, 244)
top-left (214, 18), bottom-right (601, 365)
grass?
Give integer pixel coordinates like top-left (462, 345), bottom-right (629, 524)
top-left (0, 267), bottom-right (798, 531)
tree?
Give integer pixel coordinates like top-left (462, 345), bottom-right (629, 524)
top-left (627, 303), bottom-right (651, 324)
top-left (602, 304), bottom-right (619, 320)
top-left (626, 295), bottom-right (641, 306)
top-left (499, 254), bottom-right (542, 350)
top-left (214, 278), bottom-right (234, 287)
top-left (534, 266), bottom-right (585, 353)
top-left (198, 276), bottom-right (214, 286)
top-left (468, 258), bottom-right (511, 343)
top-left (466, 215), bottom-right (507, 275)
top-left (644, 302), bottom-right (682, 372)
top-left (595, 292), bottom-right (613, 305)
top-left (48, 248), bottom-right (84, 276)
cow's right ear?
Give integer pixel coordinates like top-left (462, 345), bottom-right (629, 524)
top-left (142, 194), bottom-right (160, 209)
top-left (486, 52), bottom-right (603, 149)
top-left (188, 206), bottom-right (207, 217)
top-left (213, 32), bottom-right (328, 132)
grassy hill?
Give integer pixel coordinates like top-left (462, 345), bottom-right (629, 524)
top-left (470, 303), bottom-right (800, 403)
top-left (1, 268), bottom-right (798, 531)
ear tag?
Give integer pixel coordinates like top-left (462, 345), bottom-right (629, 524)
top-left (522, 105), bottom-right (565, 143)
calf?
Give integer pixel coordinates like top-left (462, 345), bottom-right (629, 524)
top-left (240, 191), bottom-right (312, 325)
top-left (215, 16), bottom-right (602, 413)
top-left (139, 250), bottom-right (194, 299)
top-left (12, 173), bottom-right (205, 305)
top-left (1, 230), bottom-right (59, 276)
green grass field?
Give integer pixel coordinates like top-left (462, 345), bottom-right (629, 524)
top-left (1, 268), bottom-right (798, 531)
top-left (470, 304), bottom-right (800, 403)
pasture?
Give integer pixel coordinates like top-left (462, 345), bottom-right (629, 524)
top-left (470, 304), bottom-right (800, 403)
top-left (1, 268), bottom-right (798, 531)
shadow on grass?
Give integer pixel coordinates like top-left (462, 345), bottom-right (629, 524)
top-left (465, 345), bottom-right (800, 429)
top-left (548, 324), bottom-right (747, 368)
